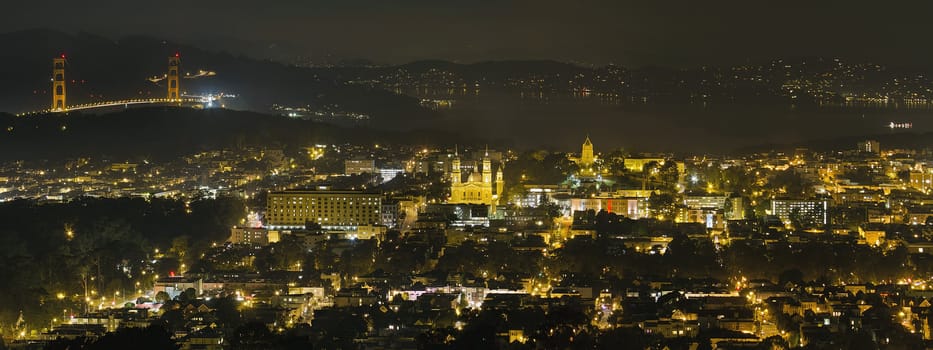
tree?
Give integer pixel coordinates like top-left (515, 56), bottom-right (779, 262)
top-left (778, 269), bottom-right (804, 287)
top-left (0, 197), bottom-right (246, 329)
top-left (757, 335), bottom-right (789, 350)
top-left (788, 207), bottom-right (805, 230)
top-left (649, 193), bottom-right (678, 220)
top-left (311, 310), bottom-right (367, 349)
top-left (211, 295), bottom-right (242, 328)
top-left (768, 169), bottom-right (813, 198)
top-left (170, 236), bottom-right (189, 261)
top-left (276, 323), bottom-right (315, 350)
top-left (841, 167), bottom-right (875, 185)
top-left (658, 161), bottom-right (681, 189)
top-left (339, 239), bottom-right (377, 279)
top-left (176, 287), bottom-right (197, 302)
top-left (160, 308), bottom-right (185, 332)
top-left (230, 322), bottom-right (274, 350)
top-left (454, 311), bottom-right (500, 349)
top-left (541, 202), bottom-right (562, 219)
top-left (155, 291), bottom-right (171, 303)
top-left (721, 166), bottom-right (755, 193)
top-left (597, 327), bottom-right (652, 350)
top-left (86, 325), bottom-right (178, 350)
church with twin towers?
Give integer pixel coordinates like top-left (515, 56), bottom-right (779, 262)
top-left (447, 147), bottom-right (504, 212)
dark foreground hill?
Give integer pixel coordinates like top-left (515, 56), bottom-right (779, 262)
top-left (0, 107), bottom-right (468, 162)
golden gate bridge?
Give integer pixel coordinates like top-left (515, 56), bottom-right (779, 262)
top-left (16, 52), bottom-right (216, 117)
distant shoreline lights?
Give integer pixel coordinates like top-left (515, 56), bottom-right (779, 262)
top-left (888, 122), bottom-right (913, 129)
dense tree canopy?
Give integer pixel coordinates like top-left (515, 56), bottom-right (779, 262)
top-left (0, 196), bottom-right (246, 327)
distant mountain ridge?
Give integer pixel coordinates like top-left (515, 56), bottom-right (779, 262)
top-left (7, 29), bottom-right (929, 117)
top-left (331, 55), bottom-right (933, 106)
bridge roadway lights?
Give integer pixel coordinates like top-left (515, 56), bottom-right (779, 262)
top-left (17, 97), bottom-right (203, 116)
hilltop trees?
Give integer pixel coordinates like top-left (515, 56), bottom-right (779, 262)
top-left (0, 196), bottom-right (246, 328)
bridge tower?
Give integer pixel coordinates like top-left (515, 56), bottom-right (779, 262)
top-left (167, 53), bottom-right (180, 101)
top-left (52, 55), bottom-right (67, 111)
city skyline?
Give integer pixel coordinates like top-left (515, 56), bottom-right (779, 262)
top-left (5, 2), bottom-right (933, 349)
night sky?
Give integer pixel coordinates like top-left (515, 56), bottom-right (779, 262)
top-left (4, 0), bottom-right (933, 67)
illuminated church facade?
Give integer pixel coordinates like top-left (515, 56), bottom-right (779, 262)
top-left (448, 150), bottom-right (504, 210)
